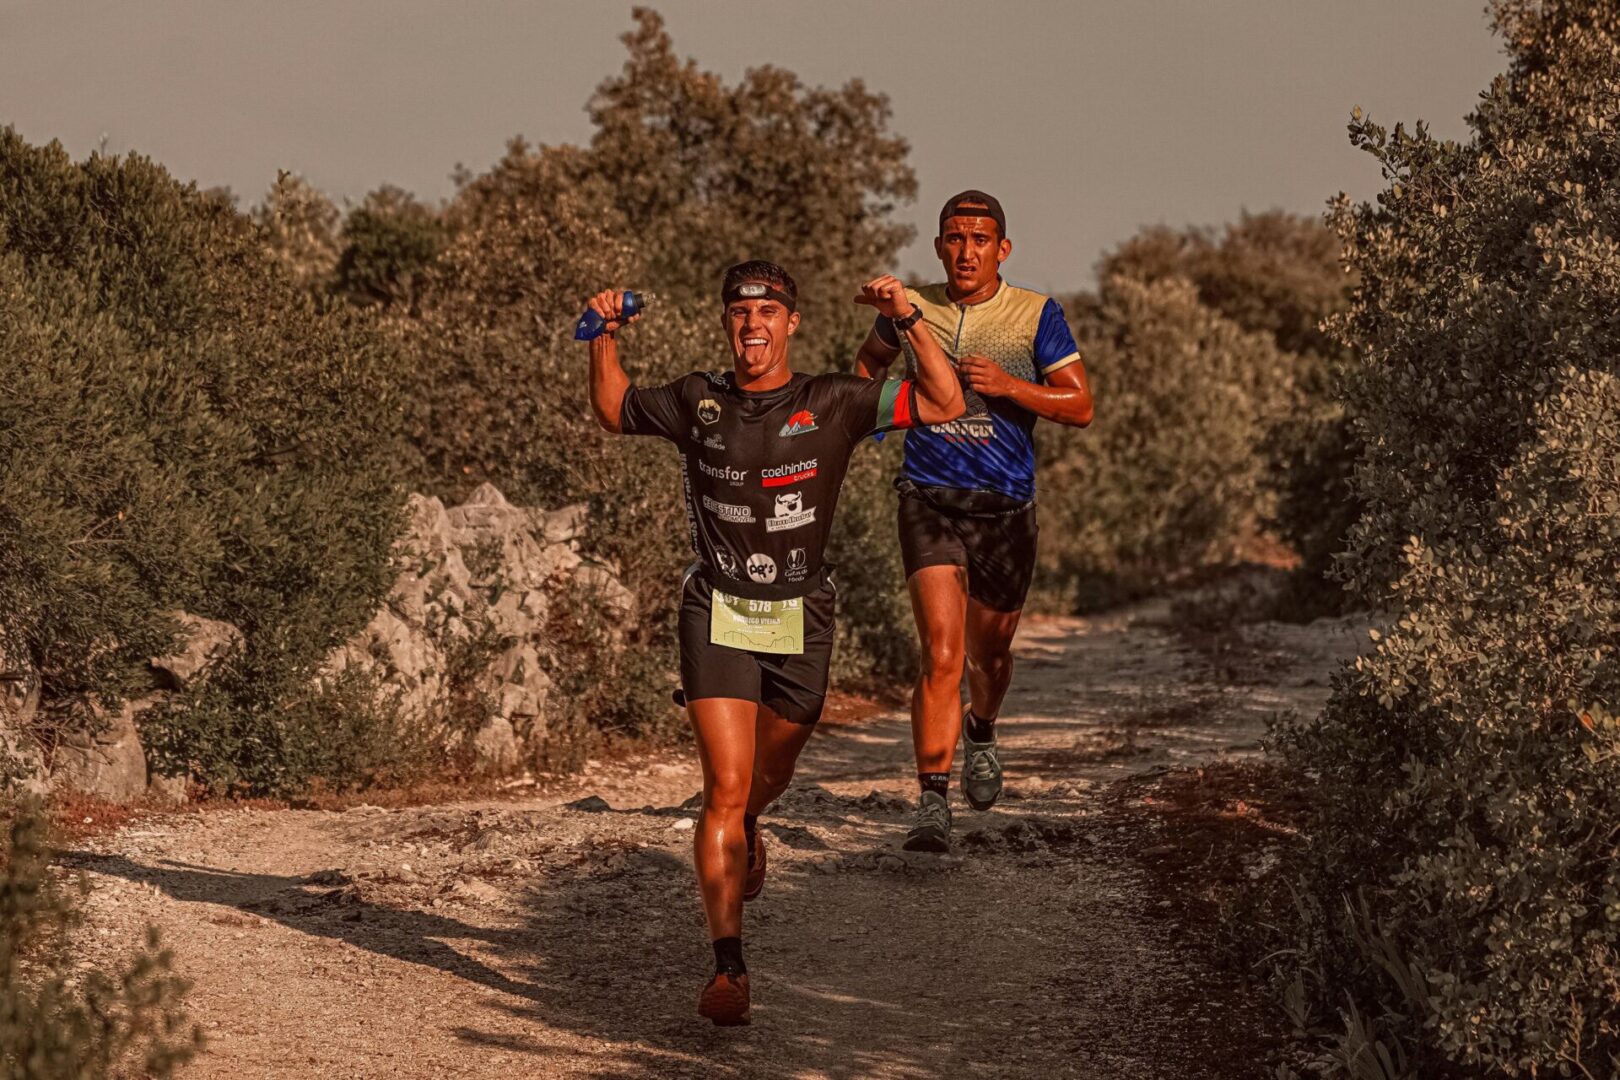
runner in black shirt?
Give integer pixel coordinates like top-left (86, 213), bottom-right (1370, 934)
top-left (584, 260), bottom-right (962, 1026)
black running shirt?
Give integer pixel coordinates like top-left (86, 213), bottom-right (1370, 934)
top-left (620, 371), bottom-right (918, 600)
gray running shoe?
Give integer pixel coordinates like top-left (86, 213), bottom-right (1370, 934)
top-left (961, 734), bottom-right (1004, 811)
top-left (902, 790), bottom-right (952, 852)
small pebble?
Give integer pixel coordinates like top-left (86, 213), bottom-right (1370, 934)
top-left (671, 818), bottom-right (695, 831)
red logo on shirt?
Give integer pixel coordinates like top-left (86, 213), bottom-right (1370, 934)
top-left (780, 410), bottom-right (819, 437)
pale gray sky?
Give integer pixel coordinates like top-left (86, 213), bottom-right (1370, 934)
top-left (1, 1), bottom-right (1504, 291)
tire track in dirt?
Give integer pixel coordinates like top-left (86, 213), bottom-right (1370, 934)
top-left (64, 604), bottom-right (1360, 1079)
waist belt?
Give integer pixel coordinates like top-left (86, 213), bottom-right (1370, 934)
top-left (895, 477), bottom-right (1032, 518)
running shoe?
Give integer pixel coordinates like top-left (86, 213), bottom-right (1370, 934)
top-left (744, 830), bottom-right (767, 902)
top-left (961, 732), bottom-right (1004, 811)
top-left (698, 972), bottom-right (751, 1026)
top-left (901, 790), bottom-right (952, 852)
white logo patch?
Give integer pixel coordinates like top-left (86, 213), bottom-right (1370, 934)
top-left (766, 489), bottom-right (816, 533)
top-left (715, 551), bottom-right (740, 579)
top-left (698, 459), bottom-right (748, 485)
top-left (746, 553), bottom-right (777, 584)
top-left (698, 399), bottom-right (722, 425)
top-left (785, 547), bottom-right (808, 581)
top-left (701, 495), bottom-right (755, 524)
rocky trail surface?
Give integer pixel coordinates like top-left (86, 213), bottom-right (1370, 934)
top-left (65, 601), bottom-right (1361, 1079)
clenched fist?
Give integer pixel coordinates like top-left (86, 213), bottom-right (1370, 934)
top-left (853, 275), bottom-right (916, 321)
top-left (585, 289), bottom-right (640, 335)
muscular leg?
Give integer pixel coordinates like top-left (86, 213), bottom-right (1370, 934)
top-left (964, 598), bottom-right (1023, 724)
top-left (746, 704), bottom-right (817, 818)
top-left (688, 697), bottom-right (758, 941)
top-left (908, 564), bottom-right (969, 774)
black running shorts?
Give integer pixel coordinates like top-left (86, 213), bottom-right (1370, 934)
top-left (677, 571), bottom-right (837, 725)
top-left (897, 487), bottom-right (1039, 613)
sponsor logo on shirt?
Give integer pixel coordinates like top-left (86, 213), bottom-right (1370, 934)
top-left (785, 547), bottom-right (808, 582)
top-left (704, 432), bottom-right (726, 450)
top-left (698, 459), bottom-right (748, 485)
top-left (698, 399), bottom-right (722, 425)
top-left (931, 412), bottom-right (995, 444)
top-left (761, 459), bottom-right (818, 487)
top-left (746, 553), bottom-right (777, 584)
top-left (715, 551), bottom-right (740, 579)
top-left (766, 490), bottom-right (816, 532)
top-left (779, 410), bottom-right (818, 437)
top-left (701, 495), bottom-right (755, 524)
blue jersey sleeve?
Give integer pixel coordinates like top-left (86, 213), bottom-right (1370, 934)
top-left (1034, 297), bottom-right (1081, 379)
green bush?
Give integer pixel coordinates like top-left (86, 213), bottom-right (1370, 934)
top-left (1, 804), bottom-right (201, 1077)
top-left (1035, 275), bottom-right (1290, 609)
top-left (0, 129), bottom-right (407, 789)
top-left (1078, 211), bottom-right (1357, 614)
top-left (1278, 2), bottom-right (1620, 1072)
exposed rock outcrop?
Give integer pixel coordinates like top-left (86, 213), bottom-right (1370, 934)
top-left (16, 485), bottom-right (630, 800)
top-left (0, 637), bottom-right (46, 798)
top-left (326, 485), bottom-right (632, 773)
top-left (150, 612), bottom-right (244, 690)
top-left (52, 696), bottom-right (152, 803)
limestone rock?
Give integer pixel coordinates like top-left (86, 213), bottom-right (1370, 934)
top-left (327, 484), bottom-right (633, 774)
top-left (0, 638), bottom-right (46, 796)
top-left (488, 642), bottom-right (550, 723)
top-left (573, 562), bottom-right (636, 620)
top-left (469, 716), bottom-right (518, 774)
top-left (150, 612), bottom-right (244, 689)
top-left (149, 773), bottom-right (190, 805)
top-left (536, 503), bottom-right (589, 544)
top-left (53, 697), bottom-right (151, 803)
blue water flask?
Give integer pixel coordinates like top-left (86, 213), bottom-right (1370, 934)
top-left (574, 291), bottom-right (651, 341)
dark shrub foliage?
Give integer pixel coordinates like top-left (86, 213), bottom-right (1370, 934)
top-left (1036, 275), bottom-right (1290, 609)
top-left (0, 130), bottom-right (406, 787)
top-left (1, 804), bottom-right (201, 1077)
top-left (332, 185), bottom-right (445, 313)
top-left (1071, 211), bottom-right (1357, 614)
top-left (1279, 2), bottom-right (1620, 1072)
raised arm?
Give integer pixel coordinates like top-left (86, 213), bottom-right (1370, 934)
top-left (855, 276), bottom-right (964, 425)
top-left (583, 289), bottom-right (640, 433)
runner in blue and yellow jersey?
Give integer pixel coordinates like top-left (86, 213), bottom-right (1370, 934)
top-left (856, 191), bottom-right (1094, 851)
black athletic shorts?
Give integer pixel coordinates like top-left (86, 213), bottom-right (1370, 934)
top-left (677, 570), bottom-right (837, 725)
top-left (897, 485), bottom-right (1039, 613)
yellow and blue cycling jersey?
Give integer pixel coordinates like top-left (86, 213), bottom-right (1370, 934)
top-left (874, 280), bottom-right (1080, 502)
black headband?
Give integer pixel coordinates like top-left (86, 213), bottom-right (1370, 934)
top-left (722, 280), bottom-right (797, 311)
top-left (939, 189), bottom-right (1006, 237)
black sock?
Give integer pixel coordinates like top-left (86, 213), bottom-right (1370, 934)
top-left (919, 772), bottom-right (950, 798)
top-left (744, 813), bottom-right (759, 856)
top-left (713, 936), bottom-right (746, 977)
top-left (964, 710), bottom-right (997, 743)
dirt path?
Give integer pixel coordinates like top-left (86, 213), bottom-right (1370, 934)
top-left (65, 603), bottom-right (1360, 1079)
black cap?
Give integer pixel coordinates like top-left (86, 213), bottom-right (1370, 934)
top-left (939, 190), bottom-right (1006, 238)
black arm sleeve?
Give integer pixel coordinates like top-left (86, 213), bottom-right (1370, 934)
top-left (872, 313), bottom-right (900, 349)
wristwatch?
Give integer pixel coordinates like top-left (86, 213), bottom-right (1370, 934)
top-left (890, 306), bottom-right (924, 334)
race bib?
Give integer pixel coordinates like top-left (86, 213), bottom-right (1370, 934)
top-left (709, 591), bottom-right (804, 655)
